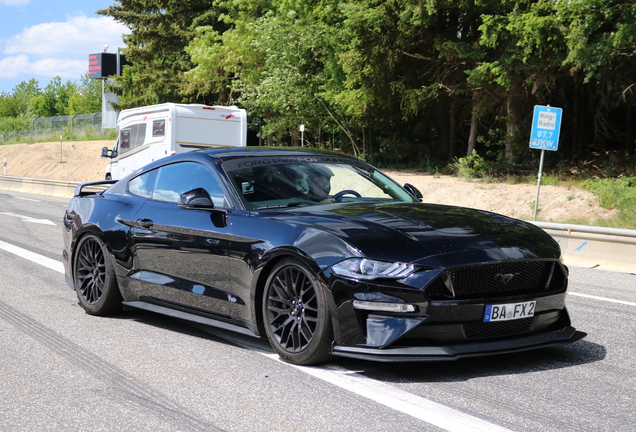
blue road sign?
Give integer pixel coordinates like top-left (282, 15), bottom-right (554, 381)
top-left (529, 105), bottom-right (562, 151)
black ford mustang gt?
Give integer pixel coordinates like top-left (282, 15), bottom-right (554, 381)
top-left (62, 147), bottom-right (585, 365)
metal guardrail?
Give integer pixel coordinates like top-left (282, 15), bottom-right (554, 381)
top-left (530, 222), bottom-right (636, 273)
top-left (0, 175), bottom-right (105, 197)
top-left (1, 175), bottom-right (635, 273)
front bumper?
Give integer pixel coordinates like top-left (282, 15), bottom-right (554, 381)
top-left (331, 325), bottom-right (587, 362)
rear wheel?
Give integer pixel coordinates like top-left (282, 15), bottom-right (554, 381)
top-left (73, 233), bottom-right (123, 316)
top-left (263, 258), bottom-right (333, 365)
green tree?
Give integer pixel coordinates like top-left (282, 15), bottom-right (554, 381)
top-left (467, 0), bottom-right (566, 162)
top-left (0, 79), bottom-right (41, 133)
top-left (185, 0), bottom-right (348, 148)
top-left (0, 79), bottom-right (41, 118)
top-left (0, 92), bottom-right (15, 119)
top-left (559, 0), bottom-right (636, 157)
top-left (28, 77), bottom-right (77, 117)
top-left (98, 0), bottom-right (229, 109)
top-left (68, 74), bottom-right (103, 115)
top-left (333, 0), bottom-right (488, 162)
top-left (86, 0), bottom-right (636, 170)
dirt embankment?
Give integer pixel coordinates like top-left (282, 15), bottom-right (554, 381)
top-left (0, 140), bottom-right (617, 223)
top-left (384, 170), bottom-right (616, 223)
top-left (0, 140), bottom-right (113, 183)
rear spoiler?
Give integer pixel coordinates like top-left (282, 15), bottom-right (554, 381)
top-left (74, 180), bottom-right (118, 197)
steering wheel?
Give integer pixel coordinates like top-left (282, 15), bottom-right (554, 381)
top-left (332, 190), bottom-right (362, 202)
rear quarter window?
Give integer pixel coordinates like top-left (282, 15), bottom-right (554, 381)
top-left (129, 171), bottom-right (154, 198)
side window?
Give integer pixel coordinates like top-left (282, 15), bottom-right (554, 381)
top-left (129, 170), bottom-right (155, 198)
top-left (119, 123), bottom-right (147, 156)
top-left (152, 162), bottom-right (227, 207)
top-left (152, 119), bottom-right (166, 137)
top-left (119, 129), bottom-right (131, 153)
top-left (130, 123), bottom-right (147, 150)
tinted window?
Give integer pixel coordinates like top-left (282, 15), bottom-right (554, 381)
top-left (129, 171), bottom-right (154, 198)
top-left (222, 156), bottom-right (416, 209)
top-left (152, 162), bottom-right (227, 207)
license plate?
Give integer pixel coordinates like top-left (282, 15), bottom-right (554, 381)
top-left (483, 301), bottom-right (536, 322)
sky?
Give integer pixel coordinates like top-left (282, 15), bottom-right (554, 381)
top-left (0, 0), bottom-right (128, 94)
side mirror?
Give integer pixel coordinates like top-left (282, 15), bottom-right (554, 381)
top-left (179, 188), bottom-right (228, 228)
top-left (403, 183), bottom-right (423, 202)
top-left (179, 188), bottom-right (214, 209)
top-left (101, 147), bottom-right (112, 158)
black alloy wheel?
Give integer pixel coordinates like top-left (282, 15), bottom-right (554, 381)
top-left (263, 258), bottom-right (333, 365)
top-left (74, 233), bottom-right (123, 316)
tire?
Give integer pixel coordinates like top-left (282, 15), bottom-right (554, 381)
top-left (73, 233), bottom-right (123, 316)
top-left (263, 258), bottom-right (333, 365)
top-left (105, 173), bottom-right (112, 181)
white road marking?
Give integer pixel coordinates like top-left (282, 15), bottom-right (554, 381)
top-left (11, 237), bottom-right (628, 431)
top-left (14, 197), bottom-right (40, 202)
top-left (0, 240), bottom-right (64, 274)
top-left (569, 292), bottom-right (636, 307)
top-left (0, 211), bottom-right (56, 226)
top-left (260, 353), bottom-right (513, 432)
top-left (0, 237), bottom-right (515, 431)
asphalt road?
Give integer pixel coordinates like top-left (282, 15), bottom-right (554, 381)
top-left (0, 189), bottom-right (634, 432)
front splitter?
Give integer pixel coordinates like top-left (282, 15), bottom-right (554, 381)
top-left (331, 326), bottom-right (587, 362)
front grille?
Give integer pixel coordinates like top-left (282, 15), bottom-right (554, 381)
top-left (425, 261), bottom-right (565, 300)
top-left (463, 317), bottom-right (534, 339)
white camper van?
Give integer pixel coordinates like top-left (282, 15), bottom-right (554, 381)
top-left (102, 103), bottom-right (247, 180)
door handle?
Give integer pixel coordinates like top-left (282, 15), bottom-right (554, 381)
top-left (136, 218), bottom-right (154, 229)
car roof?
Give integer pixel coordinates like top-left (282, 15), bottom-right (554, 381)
top-left (197, 146), bottom-right (358, 162)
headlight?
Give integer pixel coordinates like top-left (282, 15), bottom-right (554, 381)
top-left (331, 258), bottom-right (416, 280)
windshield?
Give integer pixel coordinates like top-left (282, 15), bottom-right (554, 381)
top-left (222, 155), bottom-right (417, 210)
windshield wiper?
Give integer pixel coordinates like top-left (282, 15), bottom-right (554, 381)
top-left (253, 201), bottom-right (314, 210)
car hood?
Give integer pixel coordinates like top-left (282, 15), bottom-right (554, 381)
top-left (277, 202), bottom-right (560, 266)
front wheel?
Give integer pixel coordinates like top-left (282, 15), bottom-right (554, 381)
top-left (263, 258), bottom-right (333, 365)
top-left (73, 233), bottom-right (123, 316)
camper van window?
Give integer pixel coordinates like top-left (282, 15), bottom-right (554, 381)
top-left (153, 119), bottom-right (166, 137)
top-left (120, 129), bottom-right (131, 151)
top-left (119, 123), bottom-right (147, 156)
top-left (130, 123), bottom-right (147, 150)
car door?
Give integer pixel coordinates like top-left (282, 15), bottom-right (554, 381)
top-left (130, 161), bottom-right (244, 321)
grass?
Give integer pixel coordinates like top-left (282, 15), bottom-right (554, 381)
top-left (529, 175), bottom-right (636, 229)
top-left (0, 127), bottom-right (116, 146)
top-left (577, 176), bottom-right (636, 229)
top-left (451, 157), bottom-right (636, 229)
top-left (540, 174), bottom-right (559, 186)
